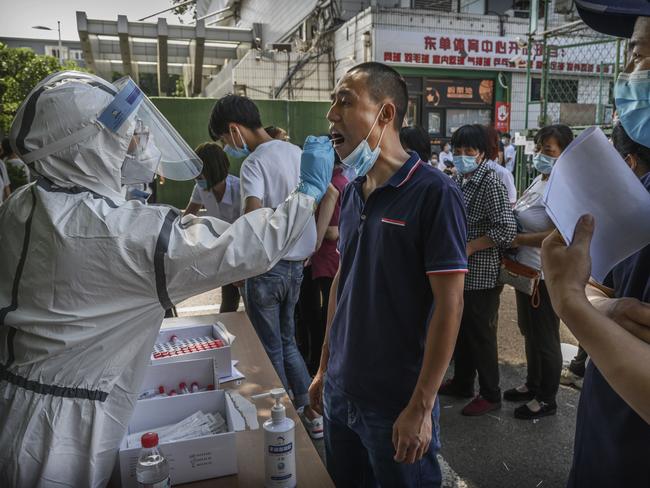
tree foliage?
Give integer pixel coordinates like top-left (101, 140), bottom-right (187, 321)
top-left (0, 42), bottom-right (85, 133)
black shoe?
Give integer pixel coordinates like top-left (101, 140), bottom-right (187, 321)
top-left (504, 387), bottom-right (536, 402)
top-left (514, 401), bottom-right (557, 420)
top-left (438, 379), bottom-right (474, 398)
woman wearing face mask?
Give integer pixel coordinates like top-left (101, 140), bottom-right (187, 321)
top-left (184, 142), bottom-right (242, 313)
top-left (438, 124), bottom-right (517, 417)
top-left (503, 124), bottom-right (574, 420)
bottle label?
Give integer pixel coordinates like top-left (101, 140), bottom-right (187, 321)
top-left (139, 477), bottom-right (171, 488)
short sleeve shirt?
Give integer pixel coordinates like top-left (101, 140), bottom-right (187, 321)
top-left (239, 139), bottom-right (316, 261)
top-left (190, 174), bottom-right (241, 224)
top-left (568, 171), bottom-right (650, 488)
top-left (327, 154), bottom-right (468, 416)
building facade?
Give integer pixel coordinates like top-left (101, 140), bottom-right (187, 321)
top-left (0, 37), bottom-right (86, 68)
top-left (202, 0), bottom-right (619, 149)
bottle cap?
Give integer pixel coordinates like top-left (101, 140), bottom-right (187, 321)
top-left (158, 385), bottom-right (165, 394)
top-left (141, 432), bottom-right (159, 448)
top-left (179, 382), bottom-right (187, 389)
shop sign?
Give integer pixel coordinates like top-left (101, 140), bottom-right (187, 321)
top-left (495, 102), bottom-right (511, 132)
top-left (424, 78), bottom-right (494, 108)
top-left (376, 29), bottom-right (616, 75)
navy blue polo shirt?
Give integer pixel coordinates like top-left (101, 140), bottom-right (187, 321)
top-left (327, 153), bottom-right (468, 416)
top-left (568, 171), bottom-right (650, 488)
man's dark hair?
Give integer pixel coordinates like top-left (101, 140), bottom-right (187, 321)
top-left (195, 142), bottom-right (230, 188)
top-left (502, 132), bottom-right (512, 139)
top-left (450, 124), bottom-right (488, 155)
top-left (1, 137), bottom-right (13, 158)
top-left (347, 62), bottom-right (408, 129)
top-left (612, 121), bottom-right (650, 171)
top-left (209, 94), bottom-right (263, 139)
top-left (399, 126), bottom-right (431, 161)
top-left (534, 124), bottom-right (574, 151)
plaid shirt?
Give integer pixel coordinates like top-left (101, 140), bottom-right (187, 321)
top-left (453, 163), bottom-right (517, 290)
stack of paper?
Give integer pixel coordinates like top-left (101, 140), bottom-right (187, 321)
top-left (543, 126), bottom-right (650, 282)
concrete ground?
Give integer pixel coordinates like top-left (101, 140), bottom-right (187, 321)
top-left (177, 285), bottom-right (581, 488)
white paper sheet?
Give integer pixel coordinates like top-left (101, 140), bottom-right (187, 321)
top-left (543, 126), bottom-right (650, 282)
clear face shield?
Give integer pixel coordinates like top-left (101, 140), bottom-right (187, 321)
top-left (103, 77), bottom-right (203, 185)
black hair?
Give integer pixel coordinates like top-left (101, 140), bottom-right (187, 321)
top-left (399, 126), bottom-right (431, 162)
top-left (502, 132), bottom-right (511, 139)
top-left (1, 137), bottom-right (13, 157)
top-left (534, 124), bottom-right (574, 151)
top-left (265, 126), bottom-right (286, 139)
top-left (450, 124), bottom-right (488, 155)
top-left (346, 62), bottom-right (408, 129)
top-left (209, 94), bottom-right (263, 139)
top-left (612, 121), bottom-right (650, 170)
top-left (195, 142), bottom-right (230, 188)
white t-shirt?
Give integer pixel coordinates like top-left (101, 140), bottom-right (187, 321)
top-left (439, 150), bottom-right (454, 165)
top-left (513, 175), bottom-right (554, 271)
top-left (239, 139), bottom-right (316, 261)
top-left (190, 174), bottom-right (241, 224)
top-left (486, 160), bottom-right (517, 204)
top-left (504, 144), bottom-right (516, 173)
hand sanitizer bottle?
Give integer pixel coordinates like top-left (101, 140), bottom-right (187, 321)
top-left (252, 388), bottom-right (296, 488)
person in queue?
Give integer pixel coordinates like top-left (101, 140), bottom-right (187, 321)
top-left (183, 142), bottom-right (243, 313)
top-left (439, 124), bottom-right (517, 416)
top-left (504, 124), bottom-right (574, 419)
top-left (543, 1), bottom-right (650, 485)
top-left (309, 62), bottom-right (468, 486)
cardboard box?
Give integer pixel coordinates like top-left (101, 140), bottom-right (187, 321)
top-left (118, 390), bottom-right (240, 487)
top-left (152, 320), bottom-right (233, 379)
top-left (139, 358), bottom-right (217, 398)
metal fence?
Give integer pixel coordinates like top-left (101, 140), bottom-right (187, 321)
top-left (516, 19), bottom-right (626, 193)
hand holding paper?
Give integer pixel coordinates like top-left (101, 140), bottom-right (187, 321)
top-left (542, 127), bottom-right (650, 282)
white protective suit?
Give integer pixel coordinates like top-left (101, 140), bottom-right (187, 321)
top-left (0, 73), bottom-right (316, 487)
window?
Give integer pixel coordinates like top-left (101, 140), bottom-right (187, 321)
top-left (412, 0), bottom-right (453, 10)
top-left (459, 0), bottom-right (485, 14)
top-left (530, 78), bottom-right (579, 103)
top-left (69, 49), bottom-right (84, 60)
top-left (446, 109), bottom-right (492, 136)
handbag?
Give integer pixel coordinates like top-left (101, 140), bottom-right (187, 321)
top-left (498, 257), bottom-right (541, 308)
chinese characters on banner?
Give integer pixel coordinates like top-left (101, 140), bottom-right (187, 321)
top-left (376, 30), bottom-right (616, 75)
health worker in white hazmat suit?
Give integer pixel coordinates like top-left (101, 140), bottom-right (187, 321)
top-left (0, 71), bottom-right (334, 487)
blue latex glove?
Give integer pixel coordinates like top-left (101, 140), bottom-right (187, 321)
top-left (296, 135), bottom-right (334, 203)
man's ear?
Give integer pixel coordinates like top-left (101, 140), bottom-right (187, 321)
top-left (379, 103), bottom-right (397, 126)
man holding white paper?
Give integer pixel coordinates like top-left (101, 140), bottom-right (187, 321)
top-left (543, 2), bottom-right (650, 486)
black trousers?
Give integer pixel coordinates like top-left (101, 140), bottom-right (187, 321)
top-left (220, 283), bottom-right (241, 313)
top-left (453, 286), bottom-right (503, 403)
top-left (296, 266), bottom-right (333, 374)
top-left (515, 280), bottom-right (562, 404)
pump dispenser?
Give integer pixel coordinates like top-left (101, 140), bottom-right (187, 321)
top-left (252, 388), bottom-right (296, 488)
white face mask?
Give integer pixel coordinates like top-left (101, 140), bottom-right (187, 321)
top-left (340, 105), bottom-right (386, 178)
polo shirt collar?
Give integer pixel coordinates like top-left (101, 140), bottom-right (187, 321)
top-left (353, 152), bottom-right (421, 190)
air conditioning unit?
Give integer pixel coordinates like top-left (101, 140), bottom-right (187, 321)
top-left (554, 0), bottom-right (574, 15)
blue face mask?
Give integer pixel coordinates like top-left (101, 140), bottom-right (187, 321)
top-left (196, 179), bottom-right (209, 190)
top-left (453, 155), bottom-right (479, 175)
top-left (532, 152), bottom-right (557, 174)
top-left (340, 105), bottom-right (386, 178)
top-left (614, 70), bottom-right (650, 145)
top-left (224, 126), bottom-right (251, 158)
